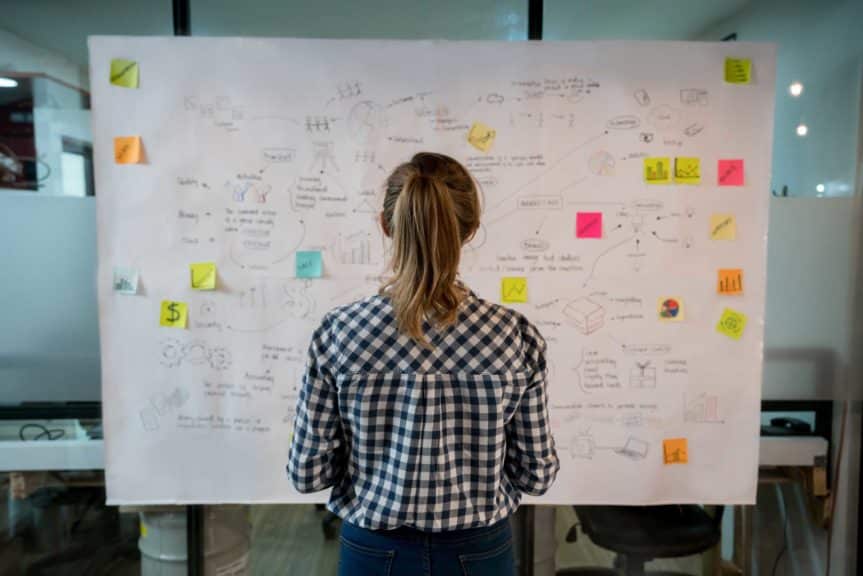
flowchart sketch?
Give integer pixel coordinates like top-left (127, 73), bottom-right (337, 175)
top-left (90, 37), bottom-right (774, 506)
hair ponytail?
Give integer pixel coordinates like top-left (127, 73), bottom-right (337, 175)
top-left (380, 153), bottom-right (480, 345)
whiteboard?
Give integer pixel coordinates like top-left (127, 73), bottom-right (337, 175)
top-left (90, 37), bottom-right (775, 505)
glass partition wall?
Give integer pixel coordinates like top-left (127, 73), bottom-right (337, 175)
top-left (2, 1), bottom-right (860, 575)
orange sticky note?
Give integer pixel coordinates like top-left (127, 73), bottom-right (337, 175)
top-left (114, 136), bottom-right (142, 164)
top-left (717, 268), bottom-right (743, 295)
top-left (663, 438), bottom-right (688, 464)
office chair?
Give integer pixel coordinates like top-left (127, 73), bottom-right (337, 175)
top-left (557, 505), bottom-right (724, 576)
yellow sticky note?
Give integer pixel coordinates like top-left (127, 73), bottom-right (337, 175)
top-left (717, 308), bottom-right (747, 340)
top-left (110, 59), bottom-right (139, 88)
top-left (190, 262), bottom-right (217, 290)
top-left (663, 438), bottom-right (688, 464)
top-left (710, 214), bottom-right (737, 240)
top-left (674, 157), bottom-right (701, 184)
top-left (657, 297), bottom-right (684, 322)
top-left (725, 58), bottom-right (751, 84)
top-left (114, 136), bottom-right (142, 164)
top-left (160, 300), bottom-right (187, 329)
top-left (140, 521), bottom-right (148, 538)
top-left (644, 157), bottom-right (671, 184)
top-left (467, 122), bottom-right (496, 152)
top-left (717, 268), bottom-right (744, 295)
top-left (501, 277), bottom-right (528, 303)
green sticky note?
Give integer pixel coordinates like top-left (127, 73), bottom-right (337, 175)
top-left (295, 251), bottom-right (323, 278)
top-left (190, 262), bottom-right (216, 290)
top-left (501, 277), bottom-right (528, 303)
top-left (110, 59), bottom-right (139, 88)
top-left (716, 308), bottom-right (747, 340)
top-left (724, 58), bottom-right (751, 84)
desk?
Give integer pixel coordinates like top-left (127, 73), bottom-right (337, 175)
top-left (0, 439), bottom-right (104, 472)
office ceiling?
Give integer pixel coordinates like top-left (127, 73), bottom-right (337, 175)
top-left (0, 0), bottom-right (749, 69)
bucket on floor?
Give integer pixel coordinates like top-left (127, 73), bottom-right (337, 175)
top-left (139, 506), bottom-right (251, 576)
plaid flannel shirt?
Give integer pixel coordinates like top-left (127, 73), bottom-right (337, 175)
top-left (287, 289), bottom-right (559, 531)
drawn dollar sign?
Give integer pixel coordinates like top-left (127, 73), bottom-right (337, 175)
top-left (166, 302), bottom-right (181, 323)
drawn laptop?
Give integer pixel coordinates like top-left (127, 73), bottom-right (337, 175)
top-left (615, 436), bottom-right (649, 460)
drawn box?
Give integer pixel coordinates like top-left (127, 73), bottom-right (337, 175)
top-left (564, 298), bottom-right (605, 335)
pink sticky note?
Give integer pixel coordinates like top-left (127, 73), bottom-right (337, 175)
top-left (718, 159), bottom-right (744, 186)
top-left (576, 212), bottom-right (603, 238)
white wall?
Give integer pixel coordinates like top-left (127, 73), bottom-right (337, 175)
top-left (0, 27), bottom-right (87, 90)
top-left (763, 198), bottom-right (858, 400)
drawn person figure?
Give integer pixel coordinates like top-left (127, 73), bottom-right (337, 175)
top-left (288, 152), bottom-right (559, 576)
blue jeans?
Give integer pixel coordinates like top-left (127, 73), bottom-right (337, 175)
top-left (338, 518), bottom-right (515, 576)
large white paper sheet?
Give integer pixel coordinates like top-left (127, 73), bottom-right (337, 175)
top-left (90, 37), bottom-right (774, 504)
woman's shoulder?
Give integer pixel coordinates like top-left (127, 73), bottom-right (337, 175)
top-left (319, 293), bottom-right (393, 333)
top-left (462, 290), bottom-right (547, 349)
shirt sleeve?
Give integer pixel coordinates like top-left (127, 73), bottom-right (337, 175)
top-left (287, 316), bottom-right (347, 493)
top-left (504, 317), bottom-right (560, 496)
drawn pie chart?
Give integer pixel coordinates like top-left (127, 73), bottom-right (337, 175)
top-left (660, 298), bottom-right (681, 319)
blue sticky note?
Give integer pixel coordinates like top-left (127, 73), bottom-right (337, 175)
top-left (295, 251), bottom-right (323, 278)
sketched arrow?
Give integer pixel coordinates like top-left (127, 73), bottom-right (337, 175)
top-left (650, 231), bottom-right (677, 242)
top-left (487, 130), bottom-right (609, 214)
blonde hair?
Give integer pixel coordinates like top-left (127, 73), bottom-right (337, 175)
top-left (380, 152), bottom-right (480, 345)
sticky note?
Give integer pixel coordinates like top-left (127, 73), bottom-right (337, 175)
top-left (717, 268), bottom-right (744, 295)
top-left (110, 59), bottom-right (139, 88)
top-left (718, 159), bottom-right (744, 186)
top-left (644, 157), bottom-right (671, 184)
top-left (160, 300), bottom-right (187, 328)
top-left (295, 251), bottom-right (323, 278)
top-left (113, 267), bottom-right (139, 295)
top-left (576, 212), bottom-right (603, 239)
top-left (710, 214), bottom-right (737, 240)
top-left (467, 122), bottom-right (496, 152)
top-left (140, 521), bottom-right (148, 538)
top-left (190, 262), bottom-right (216, 290)
top-left (717, 308), bottom-right (747, 340)
top-left (725, 58), bottom-right (752, 84)
top-left (663, 438), bottom-right (688, 464)
top-left (657, 297), bottom-right (684, 321)
top-left (674, 157), bottom-right (701, 184)
top-left (501, 277), bottom-right (528, 303)
top-left (114, 136), bottom-right (142, 164)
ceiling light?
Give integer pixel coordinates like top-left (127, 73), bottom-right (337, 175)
top-left (796, 123), bottom-right (808, 137)
top-left (816, 184), bottom-right (825, 193)
top-left (0, 77), bottom-right (19, 88)
top-left (789, 82), bottom-right (803, 97)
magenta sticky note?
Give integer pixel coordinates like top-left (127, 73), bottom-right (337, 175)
top-left (576, 212), bottom-right (603, 238)
top-left (718, 159), bottom-right (744, 186)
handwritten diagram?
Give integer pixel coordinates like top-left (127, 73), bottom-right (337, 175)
top-left (92, 38), bottom-right (773, 505)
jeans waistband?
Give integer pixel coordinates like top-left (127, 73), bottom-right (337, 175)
top-left (343, 517), bottom-right (511, 544)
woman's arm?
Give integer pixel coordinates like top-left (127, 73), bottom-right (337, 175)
top-left (287, 319), bottom-right (347, 493)
top-left (504, 319), bottom-right (560, 496)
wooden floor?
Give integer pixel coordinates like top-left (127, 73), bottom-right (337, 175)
top-left (246, 505), bottom-right (701, 576)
